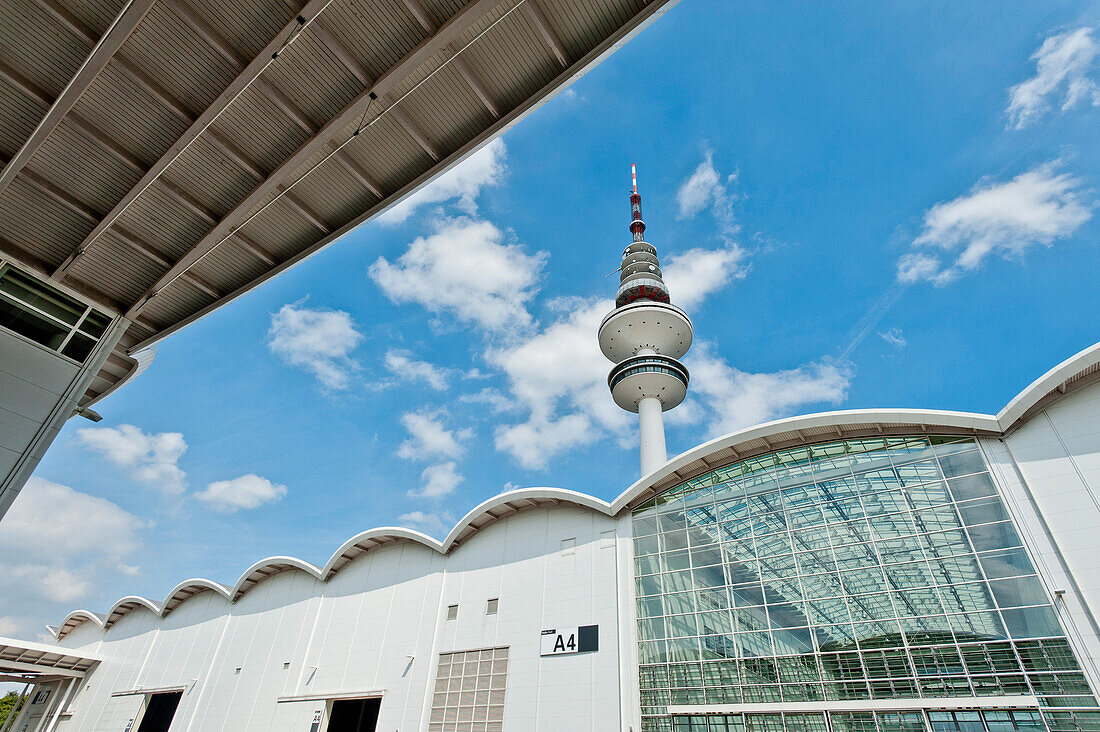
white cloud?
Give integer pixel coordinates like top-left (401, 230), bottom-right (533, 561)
top-left (193, 474), bottom-right (287, 513)
top-left (676, 152), bottom-right (738, 235)
top-left (488, 299), bottom-right (628, 469)
top-left (397, 411), bottom-right (471, 461)
top-left (8, 565), bottom-right (91, 604)
top-left (398, 510), bottom-right (454, 536)
top-left (686, 344), bottom-right (851, 437)
top-left (879, 328), bottom-right (907, 348)
top-left (76, 424), bottom-right (187, 495)
top-left (494, 413), bottom-right (598, 471)
top-left (408, 462), bottom-right (462, 499)
top-left (378, 139), bottom-right (507, 225)
top-left (1007, 28), bottom-right (1100, 129)
top-left (0, 616), bottom-right (22, 636)
top-left (370, 217), bottom-right (547, 333)
top-left (384, 349), bottom-right (449, 391)
top-left (897, 161), bottom-right (1093, 285)
top-left (268, 303), bottom-right (363, 390)
top-left (0, 478), bottom-right (146, 603)
top-left (663, 244), bottom-right (747, 309)
top-left (458, 387), bottom-right (518, 414)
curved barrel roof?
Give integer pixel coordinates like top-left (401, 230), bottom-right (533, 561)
top-left (51, 339), bottom-right (1100, 640)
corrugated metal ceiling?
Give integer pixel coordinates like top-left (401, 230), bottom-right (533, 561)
top-left (0, 0), bottom-right (678, 407)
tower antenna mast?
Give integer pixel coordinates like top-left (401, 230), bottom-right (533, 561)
top-left (597, 165), bottom-right (693, 476)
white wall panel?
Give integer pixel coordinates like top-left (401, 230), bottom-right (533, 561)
top-left (46, 503), bottom-right (624, 732)
top-left (995, 380), bottom-right (1100, 696)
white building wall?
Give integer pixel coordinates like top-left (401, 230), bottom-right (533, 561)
top-left (0, 331), bottom-right (80, 512)
top-left (989, 380), bottom-right (1100, 689)
top-left (0, 316), bottom-right (128, 518)
top-left (53, 504), bottom-right (623, 732)
top-left (300, 541), bottom-right (445, 731)
top-left (435, 505), bottom-right (621, 732)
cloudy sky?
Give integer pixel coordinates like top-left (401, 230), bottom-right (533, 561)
top-left (2, 0), bottom-right (1099, 640)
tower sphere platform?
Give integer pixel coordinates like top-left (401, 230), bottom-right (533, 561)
top-left (608, 354), bottom-right (690, 412)
top-left (598, 300), bottom-right (694, 362)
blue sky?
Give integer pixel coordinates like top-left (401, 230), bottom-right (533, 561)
top-left (2, 0), bottom-right (1099, 640)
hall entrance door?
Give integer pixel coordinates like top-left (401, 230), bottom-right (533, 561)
top-left (327, 697), bottom-right (380, 732)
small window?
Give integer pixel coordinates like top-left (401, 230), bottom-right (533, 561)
top-left (561, 537), bottom-right (576, 556)
top-left (0, 264), bottom-right (112, 363)
top-left (446, 604), bottom-right (458, 620)
top-left (486, 598), bottom-right (499, 615)
top-left (31, 689), bottom-right (51, 705)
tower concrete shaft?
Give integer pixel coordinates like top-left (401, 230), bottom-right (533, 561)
top-left (598, 165), bottom-right (693, 477)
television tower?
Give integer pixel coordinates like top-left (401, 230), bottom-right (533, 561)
top-left (598, 164), bottom-right (693, 476)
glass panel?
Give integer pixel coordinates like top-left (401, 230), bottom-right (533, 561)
top-left (989, 576), bottom-right (1050, 609)
top-left (939, 450), bottom-right (987, 478)
top-left (78, 309), bottom-right (111, 338)
top-left (0, 295), bottom-right (69, 350)
top-left (958, 497), bottom-right (1012, 527)
top-left (0, 267), bottom-right (84, 325)
top-left (980, 548), bottom-right (1037, 580)
top-left (61, 332), bottom-right (96, 362)
top-left (1002, 606), bottom-right (1062, 639)
top-left (948, 473), bottom-right (998, 502)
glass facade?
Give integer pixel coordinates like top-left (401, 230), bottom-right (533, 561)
top-left (632, 436), bottom-right (1100, 732)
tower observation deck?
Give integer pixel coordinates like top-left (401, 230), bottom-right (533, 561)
top-left (598, 165), bottom-right (693, 476)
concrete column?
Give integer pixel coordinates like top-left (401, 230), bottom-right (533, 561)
top-left (638, 396), bottom-right (667, 477)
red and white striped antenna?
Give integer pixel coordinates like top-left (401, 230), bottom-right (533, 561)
top-left (631, 162), bottom-right (638, 193)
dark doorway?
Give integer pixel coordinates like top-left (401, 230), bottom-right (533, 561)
top-left (136, 691), bottom-right (182, 732)
top-left (327, 698), bottom-right (380, 732)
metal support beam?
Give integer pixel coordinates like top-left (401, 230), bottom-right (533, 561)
top-left (0, 661), bottom-right (85, 679)
top-left (388, 105), bottom-right (441, 160)
top-left (32, 0), bottom-right (191, 123)
top-left (398, 0), bottom-right (435, 33)
top-left (299, 23), bottom-right (389, 199)
top-left (280, 191), bottom-right (331, 233)
top-left (3, 684), bottom-right (35, 732)
top-left (398, 0), bottom-right (500, 116)
top-left (327, 142), bottom-right (385, 199)
top-left (65, 114), bottom-right (146, 173)
top-left (310, 20), bottom-right (369, 84)
top-left (156, 177), bottom-right (217, 223)
top-left (0, 59), bottom-right (52, 106)
top-left (54, 0), bottom-right (334, 278)
top-left (21, 170), bottom-right (98, 223)
top-left (231, 234), bottom-right (278, 266)
top-left (451, 53), bottom-right (500, 117)
top-left (204, 130), bottom-right (267, 180)
top-left (165, 0), bottom-right (247, 68)
top-left (43, 678), bottom-right (77, 732)
top-left (114, 57), bottom-right (195, 121)
top-left (0, 58), bottom-right (148, 178)
top-left (126, 0), bottom-right (503, 319)
top-left (0, 0), bottom-right (155, 197)
top-left (255, 78), bottom-right (316, 134)
top-left (523, 0), bottom-right (569, 68)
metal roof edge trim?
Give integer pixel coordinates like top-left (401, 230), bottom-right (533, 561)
top-left (997, 341), bottom-right (1100, 432)
top-left (609, 408), bottom-right (1004, 515)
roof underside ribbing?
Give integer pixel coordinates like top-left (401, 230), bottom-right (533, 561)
top-left (0, 0), bottom-right (677, 406)
top-left (0, 636), bottom-right (99, 675)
